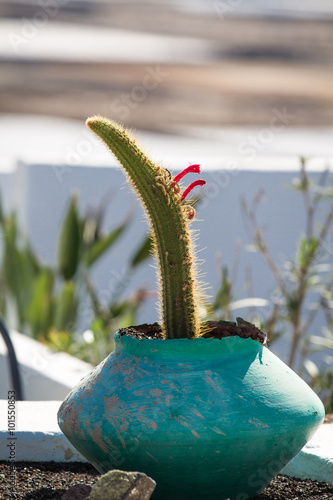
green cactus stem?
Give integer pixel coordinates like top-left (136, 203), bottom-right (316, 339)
top-left (86, 116), bottom-right (207, 339)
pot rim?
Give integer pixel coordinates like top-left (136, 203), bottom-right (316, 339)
top-left (114, 330), bottom-right (263, 358)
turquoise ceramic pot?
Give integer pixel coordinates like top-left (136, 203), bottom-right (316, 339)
top-left (58, 332), bottom-right (324, 500)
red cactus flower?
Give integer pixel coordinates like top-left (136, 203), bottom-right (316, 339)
top-left (173, 164), bottom-right (201, 184)
top-left (181, 179), bottom-right (206, 201)
top-left (171, 164), bottom-right (206, 201)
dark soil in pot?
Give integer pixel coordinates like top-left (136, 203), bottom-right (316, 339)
top-left (118, 320), bottom-right (268, 344)
top-left (0, 461), bottom-right (332, 499)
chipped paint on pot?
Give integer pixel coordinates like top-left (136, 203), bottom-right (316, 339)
top-left (58, 333), bottom-right (324, 500)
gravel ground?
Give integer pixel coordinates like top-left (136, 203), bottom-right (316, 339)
top-left (0, 461), bottom-right (332, 500)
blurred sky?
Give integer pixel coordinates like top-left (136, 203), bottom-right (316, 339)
top-left (0, 0), bottom-right (332, 133)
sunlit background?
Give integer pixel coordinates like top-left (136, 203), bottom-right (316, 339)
top-left (0, 0), bottom-right (332, 130)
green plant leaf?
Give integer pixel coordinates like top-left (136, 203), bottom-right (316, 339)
top-left (296, 236), bottom-right (319, 269)
top-left (84, 221), bottom-right (128, 267)
top-left (130, 234), bottom-right (153, 268)
top-left (58, 196), bottom-right (81, 280)
top-left (53, 280), bottom-right (77, 332)
top-left (0, 192), bottom-right (4, 225)
top-left (213, 266), bottom-right (232, 315)
top-left (2, 214), bottom-right (40, 325)
top-left (25, 267), bottom-right (54, 339)
top-left (47, 329), bottom-right (75, 353)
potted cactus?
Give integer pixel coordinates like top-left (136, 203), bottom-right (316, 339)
top-left (58, 116), bottom-right (324, 500)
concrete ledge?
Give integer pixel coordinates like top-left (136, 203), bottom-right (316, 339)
top-left (281, 423), bottom-right (333, 485)
top-left (1, 400), bottom-right (332, 486)
top-left (0, 331), bottom-right (93, 401)
top-left (0, 400), bottom-right (87, 462)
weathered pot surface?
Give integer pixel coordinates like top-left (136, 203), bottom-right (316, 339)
top-left (58, 326), bottom-right (324, 500)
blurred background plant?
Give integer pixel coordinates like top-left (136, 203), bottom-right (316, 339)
top-left (206, 160), bottom-right (333, 410)
top-left (0, 193), bottom-right (153, 365)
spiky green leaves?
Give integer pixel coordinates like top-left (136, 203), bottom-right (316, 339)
top-left (86, 116), bottom-right (206, 339)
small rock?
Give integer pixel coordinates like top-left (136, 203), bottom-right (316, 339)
top-left (88, 470), bottom-right (156, 500)
top-left (62, 483), bottom-right (92, 500)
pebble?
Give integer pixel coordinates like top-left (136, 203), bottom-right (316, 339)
top-left (88, 469), bottom-right (156, 500)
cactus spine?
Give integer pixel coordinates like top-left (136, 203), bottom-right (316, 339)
top-left (86, 116), bottom-right (206, 339)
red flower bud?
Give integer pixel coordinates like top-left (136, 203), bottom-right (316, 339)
top-left (173, 164), bottom-right (201, 184)
top-left (181, 179), bottom-right (206, 201)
